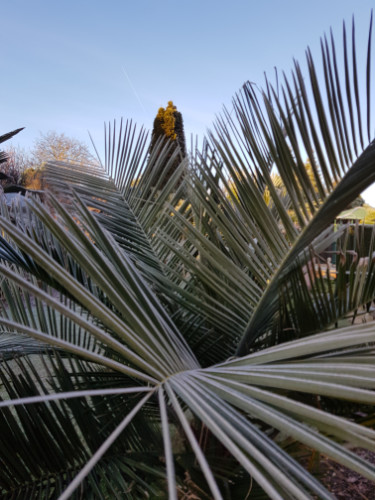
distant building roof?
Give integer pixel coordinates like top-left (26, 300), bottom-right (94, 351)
top-left (336, 206), bottom-right (367, 220)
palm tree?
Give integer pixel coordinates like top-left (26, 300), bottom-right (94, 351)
top-left (148, 101), bottom-right (187, 191)
top-left (1, 15), bottom-right (375, 499)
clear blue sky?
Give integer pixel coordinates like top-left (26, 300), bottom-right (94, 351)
top-left (2, 0), bottom-right (375, 202)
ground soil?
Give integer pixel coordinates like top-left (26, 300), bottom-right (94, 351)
top-left (318, 448), bottom-right (375, 499)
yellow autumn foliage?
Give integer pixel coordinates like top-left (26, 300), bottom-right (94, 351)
top-left (363, 204), bottom-right (375, 224)
top-left (157, 101), bottom-right (177, 140)
top-left (21, 167), bottom-right (43, 190)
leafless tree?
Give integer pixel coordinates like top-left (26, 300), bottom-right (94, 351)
top-left (31, 131), bottom-right (97, 166)
top-left (0, 144), bottom-right (32, 186)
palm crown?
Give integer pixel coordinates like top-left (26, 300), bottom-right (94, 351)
top-left (1, 14), bottom-right (375, 499)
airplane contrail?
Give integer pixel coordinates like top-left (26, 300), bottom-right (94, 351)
top-left (121, 65), bottom-right (147, 115)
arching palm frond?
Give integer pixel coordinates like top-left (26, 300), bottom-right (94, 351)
top-left (0, 128), bottom-right (24, 165)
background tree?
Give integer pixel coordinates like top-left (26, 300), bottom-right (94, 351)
top-left (20, 167), bottom-right (44, 191)
top-left (30, 130), bottom-right (96, 167)
top-left (19, 131), bottom-right (97, 191)
top-left (0, 128), bottom-right (30, 193)
top-left (0, 129), bottom-right (96, 193)
top-left (1, 144), bottom-right (32, 188)
top-left (0, 128), bottom-right (24, 166)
